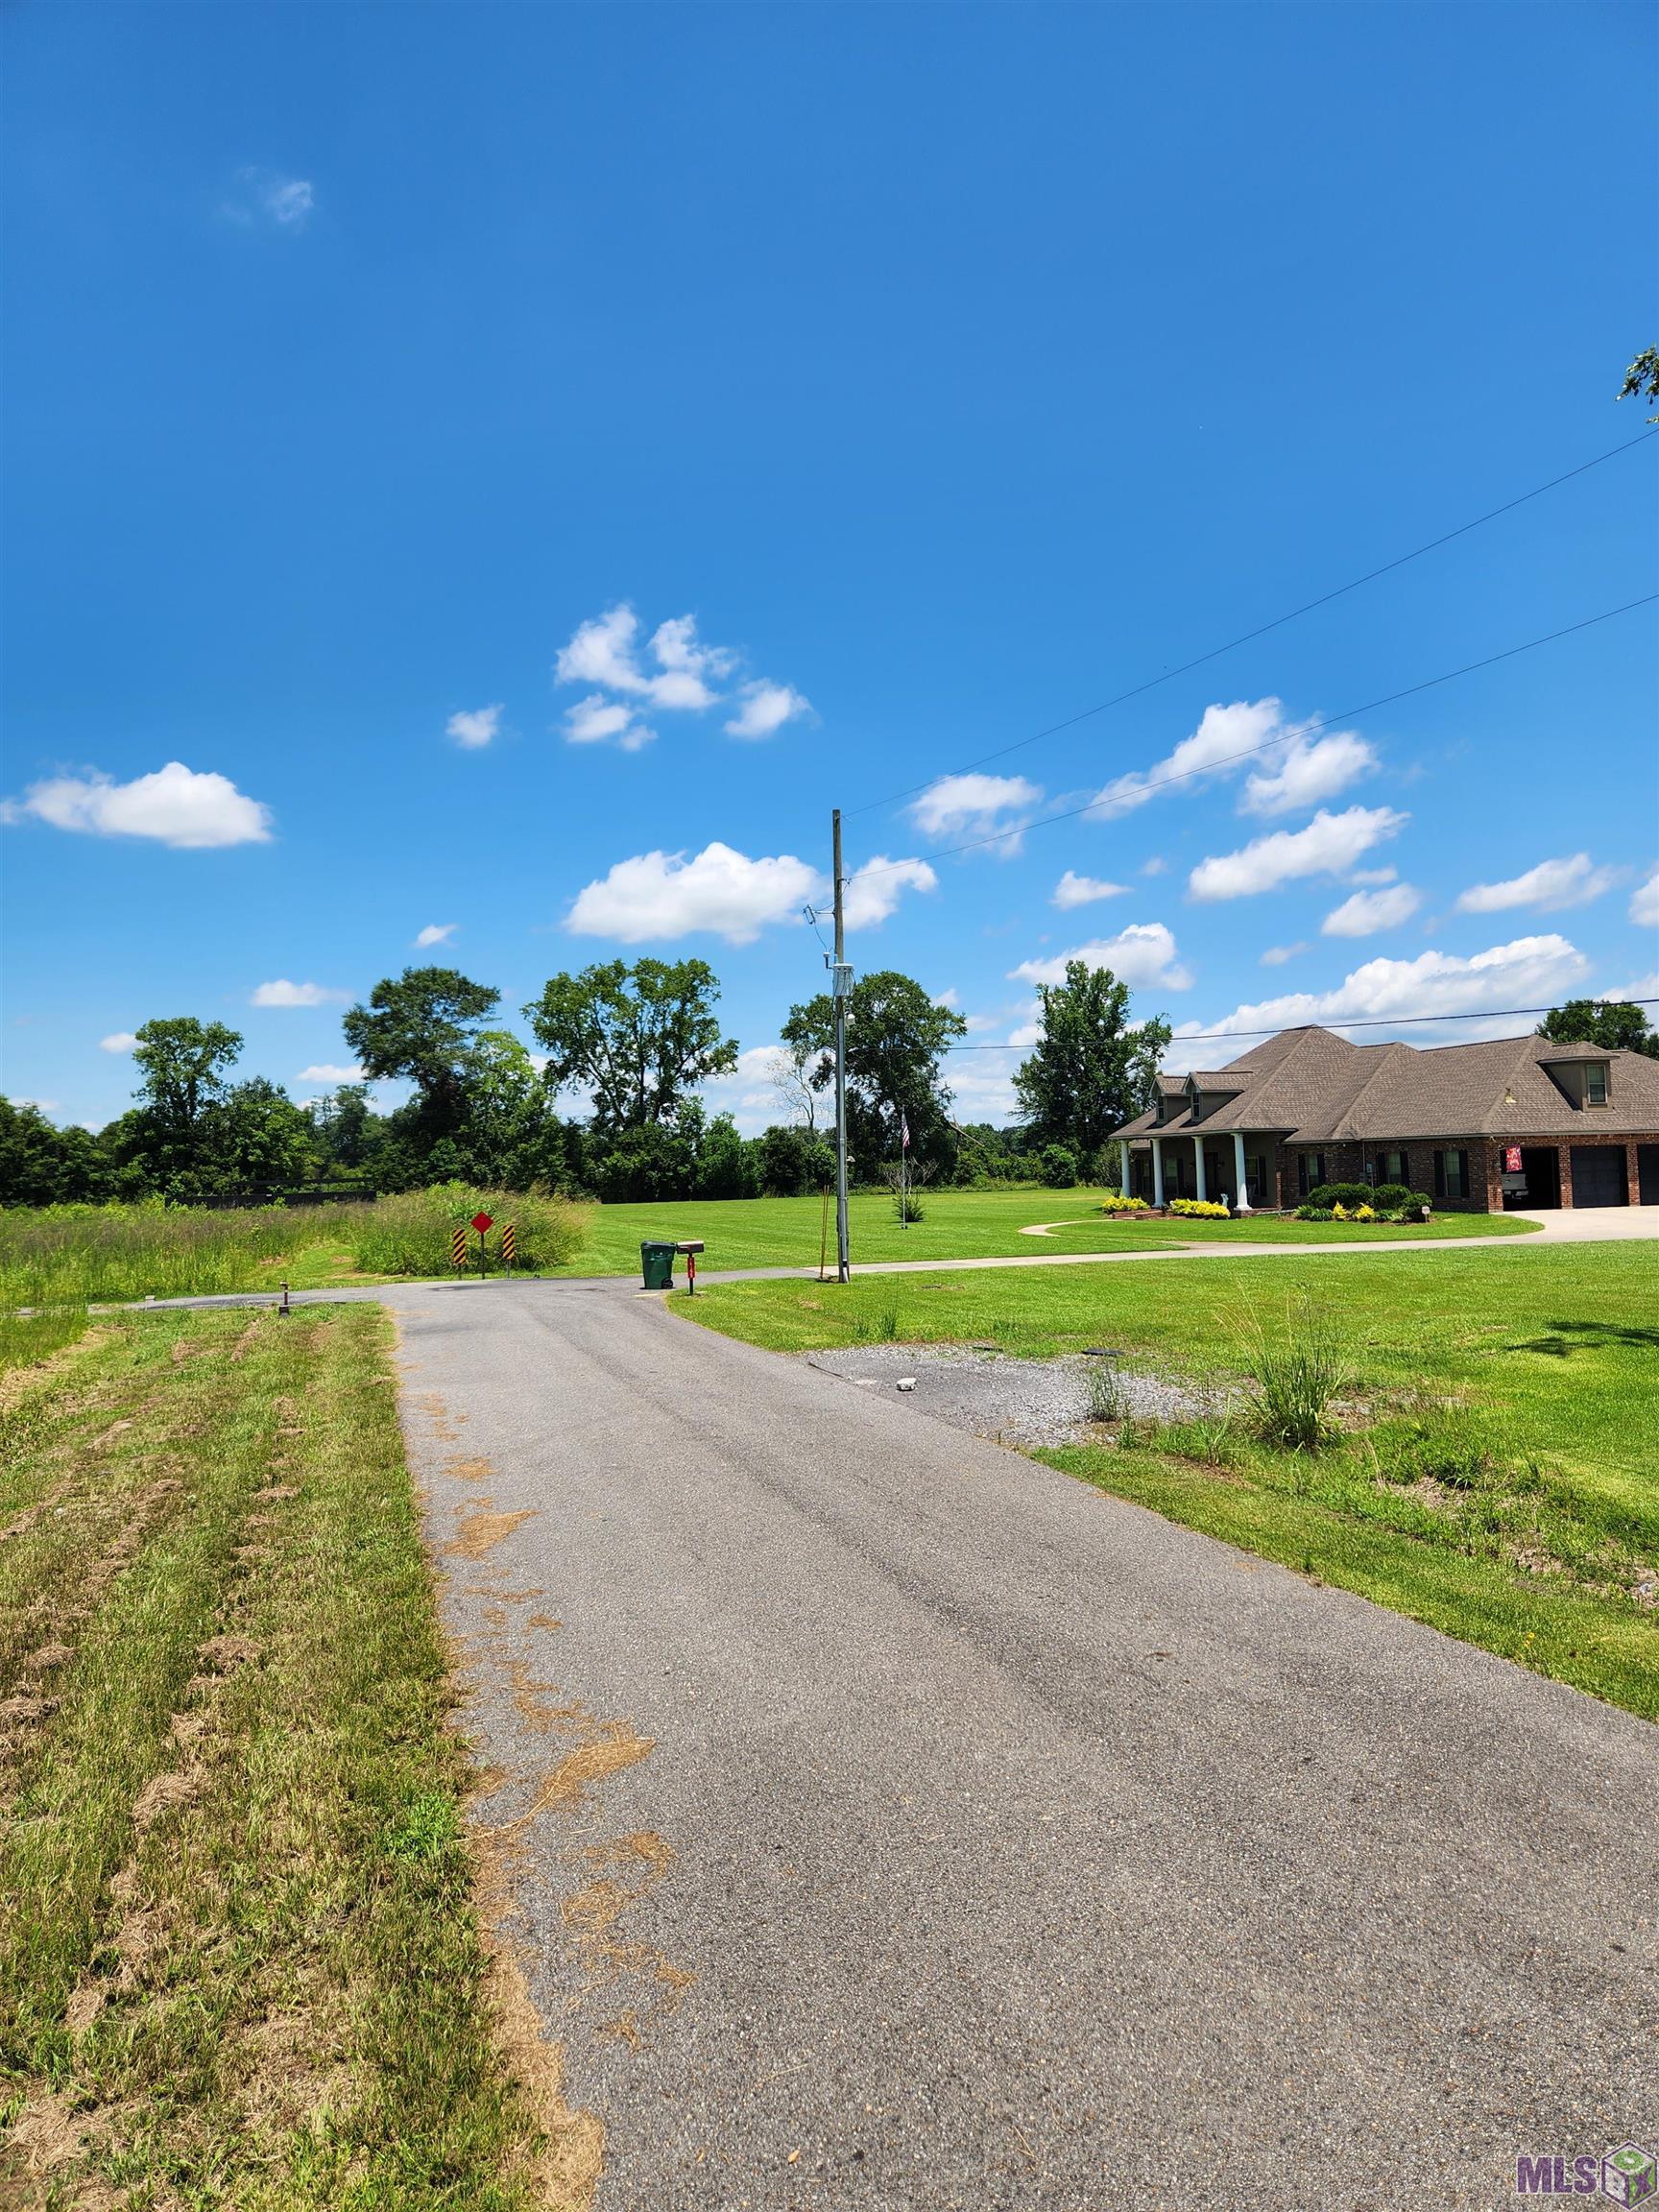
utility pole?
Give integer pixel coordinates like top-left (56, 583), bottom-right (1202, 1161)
top-left (831, 808), bottom-right (851, 1284)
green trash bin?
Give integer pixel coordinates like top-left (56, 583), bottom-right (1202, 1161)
top-left (640, 1240), bottom-right (676, 1290)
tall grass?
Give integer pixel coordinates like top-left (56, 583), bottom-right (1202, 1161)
top-left (0, 1185), bottom-right (587, 1309)
top-left (1235, 1296), bottom-right (1353, 1454)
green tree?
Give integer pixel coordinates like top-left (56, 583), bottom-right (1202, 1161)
top-left (309, 1084), bottom-right (383, 1174)
top-left (1618, 345), bottom-right (1659, 420)
top-left (697, 1112), bottom-right (758, 1200)
top-left (524, 959), bottom-right (736, 1137)
top-left (343, 969), bottom-right (501, 1151)
top-left (781, 969), bottom-right (967, 1178)
top-left (1012, 962), bottom-right (1170, 1158)
top-left (204, 1078), bottom-right (321, 1190)
top-left (128, 1017), bottom-right (245, 1192)
top-left (0, 1099), bottom-right (121, 1206)
top-left (1537, 998), bottom-right (1659, 1060)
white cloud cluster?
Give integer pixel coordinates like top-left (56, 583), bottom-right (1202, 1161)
top-left (1321, 882), bottom-right (1422, 937)
top-left (1008, 922), bottom-right (1191, 993)
top-left (1052, 869), bottom-right (1128, 909)
top-left (841, 856), bottom-right (938, 929)
top-left (415, 924), bottom-right (456, 948)
top-left (1455, 852), bottom-right (1621, 915)
top-left (297, 1063), bottom-right (364, 1085)
top-left (446, 705), bottom-right (502, 750)
top-left (1164, 933), bottom-right (1590, 1070)
top-left (565, 839), bottom-right (934, 945)
top-left (1091, 698), bottom-right (1375, 824)
top-left (225, 169), bottom-right (316, 229)
top-left (1189, 805), bottom-right (1407, 901)
top-left (908, 773), bottom-right (1041, 848)
top-left (99, 1032), bottom-right (137, 1054)
top-left (1260, 944), bottom-right (1307, 967)
top-left (567, 842), bottom-right (821, 945)
top-left (1633, 868), bottom-right (1659, 929)
top-left (1, 761), bottom-right (274, 849)
top-left (252, 979), bottom-right (349, 1008)
top-left (554, 604), bottom-right (808, 751)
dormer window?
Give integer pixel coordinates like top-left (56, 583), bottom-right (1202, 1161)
top-left (1586, 1062), bottom-right (1609, 1107)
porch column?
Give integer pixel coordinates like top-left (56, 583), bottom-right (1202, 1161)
top-left (1233, 1130), bottom-right (1252, 1213)
top-left (1192, 1136), bottom-right (1207, 1202)
top-left (1118, 1139), bottom-right (1131, 1196)
top-left (1151, 1136), bottom-right (1165, 1208)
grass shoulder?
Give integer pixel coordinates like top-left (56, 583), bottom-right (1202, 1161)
top-left (0, 1305), bottom-right (551, 2207)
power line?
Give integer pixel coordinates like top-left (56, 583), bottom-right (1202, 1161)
top-left (946, 999), bottom-right (1659, 1050)
top-left (852, 593), bottom-right (1658, 882)
top-left (851, 427), bottom-right (1658, 817)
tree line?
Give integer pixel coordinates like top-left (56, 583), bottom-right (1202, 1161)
top-left (3, 957), bottom-right (1650, 1209)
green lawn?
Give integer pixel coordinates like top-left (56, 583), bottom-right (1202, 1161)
top-left (676, 1243), bottom-right (1658, 1719)
top-left (0, 1306), bottom-right (559, 2206)
top-left (548, 1186), bottom-right (1534, 1277)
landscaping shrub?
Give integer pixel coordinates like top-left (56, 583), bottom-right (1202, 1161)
top-left (1307, 1182), bottom-right (1376, 1211)
top-left (1096, 1192), bottom-right (1144, 1214)
top-left (1039, 1143), bottom-right (1079, 1189)
top-left (1168, 1197), bottom-right (1230, 1219)
top-left (1372, 1182), bottom-right (1412, 1211)
top-left (1083, 1358), bottom-right (1123, 1422)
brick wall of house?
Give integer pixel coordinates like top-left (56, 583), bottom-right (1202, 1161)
top-left (1131, 1129), bottom-right (1658, 1212)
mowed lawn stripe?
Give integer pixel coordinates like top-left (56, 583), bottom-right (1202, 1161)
top-left (0, 1306), bottom-right (548, 2209)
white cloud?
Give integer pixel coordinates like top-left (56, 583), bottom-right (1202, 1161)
top-left (841, 856), bottom-right (937, 929)
top-left (251, 979), bottom-right (350, 1008)
top-left (725, 681), bottom-right (811, 740)
top-left (1052, 869), bottom-right (1128, 910)
top-left (1260, 944), bottom-right (1307, 967)
top-left (566, 841), bottom-right (820, 945)
top-left (563, 694), bottom-right (655, 751)
top-left (1455, 853), bottom-right (1621, 915)
top-left (909, 773), bottom-right (1042, 847)
top-left (554, 603), bottom-right (802, 742)
top-left (1009, 923), bottom-right (1191, 993)
top-left (297, 1063), bottom-right (364, 1084)
top-left (98, 1032), bottom-right (137, 1053)
top-left (1350, 866), bottom-right (1398, 886)
top-left (225, 169), bottom-right (316, 229)
top-left (1241, 730), bottom-right (1376, 817)
top-left (698, 1044), bottom-right (792, 1136)
top-left (414, 924), bottom-right (456, 949)
top-left (1, 761), bottom-right (274, 849)
top-left (944, 1058), bottom-right (1022, 1125)
top-left (446, 704), bottom-right (502, 749)
top-left (1093, 698), bottom-right (1285, 817)
top-left (13, 1096), bottom-right (60, 1114)
top-left (1630, 869), bottom-right (1659, 929)
top-left (1188, 805), bottom-right (1407, 901)
top-left (1321, 883), bottom-right (1423, 937)
top-left (1167, 934), bottom-right (1590, 1061)
top-left (1141, 856), bottom-right (1167, 876)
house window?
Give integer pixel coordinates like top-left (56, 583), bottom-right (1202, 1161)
top-left (1246, 1153), bottom-right (1268, 1202)
top-left (1433, 1148), bottom-right (1469, 1200)
top-left (1374, 1148), bottom-right (1407, 1186)
top-left (1297, 1152), bottom-right (1327, 1197)
top-left (1586, 1062), bottom-right (1609, 1107)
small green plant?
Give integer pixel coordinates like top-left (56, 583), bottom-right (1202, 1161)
top-left (1096, 1191), bottom-right (1144, 1214)
top-left (1163, 1408), bottom-right (1239, 1467)
top-left (1083, 1358), bottom-right (1123, 1422)
top-left (1168, 1196), bottom-right (1230, 1219)
top-left (1237, 1296), bottom-right (1352, 1453)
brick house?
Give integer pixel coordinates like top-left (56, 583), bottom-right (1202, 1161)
top-left (1107, 1024), bottom-right (1659, 1214)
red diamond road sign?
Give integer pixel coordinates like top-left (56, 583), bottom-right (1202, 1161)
top-left (470, 1212), bottom-right (493, 1234)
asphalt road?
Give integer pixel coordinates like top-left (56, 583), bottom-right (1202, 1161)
top-left (389, 1276), bottom-right (1654, 2212)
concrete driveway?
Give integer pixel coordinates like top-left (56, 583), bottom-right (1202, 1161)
top-left (389, 1274), bottom-right (1654, 2212)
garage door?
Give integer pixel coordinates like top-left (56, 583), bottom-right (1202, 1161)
top-left (1570, 1146), bottom-right (1627, 1207)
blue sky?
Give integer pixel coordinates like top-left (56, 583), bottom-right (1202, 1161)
top-left (3, 1), bottom-right (1656, 1135)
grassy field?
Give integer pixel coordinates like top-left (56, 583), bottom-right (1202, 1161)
top-left (0, 1304), bottom-right (561, 2209)
top-left (547, 1186), bottom-right (1534, 1277)
top-left (0, 1188), bottom-right (585, 1312)
top-left (678, 1243), bottom-right (1659, 1719)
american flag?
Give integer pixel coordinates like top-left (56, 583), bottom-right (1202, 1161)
top-left (901, 1116), bottom-right (910, 1151)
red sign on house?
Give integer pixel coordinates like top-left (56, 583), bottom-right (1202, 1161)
top-left (1503, 1147), bottom-right (1523, 1174)
top-left (470, 1212), bottom-right (494, 1234)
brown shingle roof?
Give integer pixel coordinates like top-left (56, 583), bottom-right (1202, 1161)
top-left (1109, 1026), bottom-right (1659, 1143)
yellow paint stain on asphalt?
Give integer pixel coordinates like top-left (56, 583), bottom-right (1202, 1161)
top-left (445, 1504), bottom-right (539, 1558)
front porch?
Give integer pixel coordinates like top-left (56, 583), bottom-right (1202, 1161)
top-left (1116, 1131), bottom-right (1276, 1212)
